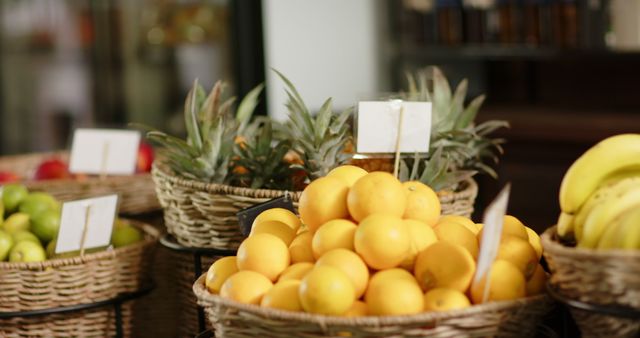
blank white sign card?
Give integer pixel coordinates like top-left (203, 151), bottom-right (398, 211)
top-left (69, 129), bottom-right (141, 175)
top-left (473, 184), bottom-right (511, 303)
top-left (55, 194), bottom-right (119, 254)
top-left (356, 101), bottom-right (431, 154)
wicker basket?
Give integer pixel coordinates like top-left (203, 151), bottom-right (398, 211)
top-left (0, 220), bottom-right (159, 337)
top-left (193, 275), bottom-right (554, 338)
top-left (0, 152), bottom-right (160, 215)
top-left (437, 178), bottom-right (477, 218)
top-left (152, 161), bottom-right (477, 250)
top-left (152, 162), bottom-right (302, 250)
top-left (541, 226), bottom-right (640, 338)
top-left (0, 303), bottom-right (134, 338)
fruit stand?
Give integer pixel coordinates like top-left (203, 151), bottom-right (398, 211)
top-left (2, 65), bottom-right (640, 338)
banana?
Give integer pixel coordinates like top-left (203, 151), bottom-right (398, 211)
top-left (572, 184), bottom-right (615, 241)
top-left (595, 214), bottom-right (624, 250)
top-left (568, 176), bottom-right (638, 241)
top-left (579, 181), bottom-right (640, 248)
top-left (618, 208), bottom-right (640, 249)
top-left (559, 134), bottom-right (640, 214)
top-left (556, 212), bottom-right (575, 238)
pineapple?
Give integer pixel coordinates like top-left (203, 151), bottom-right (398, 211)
top-left (230, 117), bottom-right (294, 190)
top-left (399, 66), bottom-right (508, 191)
top-left (144, 80), bottom-right (264, 184)
top-left (275, 70), bottom-right (353, 181)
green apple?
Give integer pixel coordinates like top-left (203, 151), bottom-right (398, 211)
top-left (111, 225), bottom-right (143, 248)
top-left (0, 202), bottom-right (4, 227)
top-left (2, 213), bottom-right (30, 234)
top-left (2, 184), bottom-right (28, 213)
top-left (9, 240), bottom-right (46, 262)
top-left (12, 230), bottom-right (41, 245)
top-left (31, 209), bottom-right (60, 243)
top-left (0, 230), bottom-right (13, 261)
top-left (19, 192), bottom-right (59, 218)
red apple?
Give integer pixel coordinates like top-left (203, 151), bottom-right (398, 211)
top-left (0, 171), bottom-right (20, 183)
top-left (34, 158), bottom-right (70, 180)
top-left (137, 141), bottom-right (154, 173)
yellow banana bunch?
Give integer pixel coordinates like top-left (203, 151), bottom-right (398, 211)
top-left (557, 134), bottom-right (640, 250)
top-left (596, 208), bottom-right (640, 250)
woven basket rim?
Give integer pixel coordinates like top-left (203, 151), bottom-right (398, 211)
top-left (1, 150), bottom-right (151, 183)
top-left (153, 160), bottom-right (303, 198)
top-left (153, 159), bottom-right (476, 198)
top-left (541, 226), bottom-right (640, 259)
top-left (436, 178), bottom-right (477, 199)
top-left (193, 274), bottom-right (549, 326)
top-left (0, 219), bottom-right (160, 270)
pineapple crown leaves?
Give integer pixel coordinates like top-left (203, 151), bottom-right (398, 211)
top-left (232, 118), bottom-right (294, 190)
top-left (399, 148), bottom-right (477, 192)
top-left (402, 66), bottom-right (509, 180)
top-left (139, 79), bottom-right (264, 183)
top-left (274, 69), bottom-right (353, 179)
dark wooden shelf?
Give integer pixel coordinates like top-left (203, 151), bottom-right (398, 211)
top-left (479, 105), bottom-right (640, 144)
top-left (398, 43), bottom-right (640, 61)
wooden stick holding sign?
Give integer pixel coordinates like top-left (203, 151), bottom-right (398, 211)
top-left (473, 183), bottom-right (511, 303)
top-left (99, 141), bottom-right (110, 181)
top-left (390, 100), bottom-right (405, 179)
top-left (79, 203), bottom-right (92, 256)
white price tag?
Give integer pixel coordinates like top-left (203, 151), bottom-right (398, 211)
top-left (55, 195), bottom-right (119, 254)
top-left (356, 101), bottom-right (431, 154)
top-left (69, 129), bottom-right (141, 175)
top-left (473, 184), bottom-right (511, 303)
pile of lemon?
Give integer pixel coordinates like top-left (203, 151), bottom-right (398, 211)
top-left (205, 165), bottom-right (546, 316)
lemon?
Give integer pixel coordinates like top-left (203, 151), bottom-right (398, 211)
top-left (401, 219), bottom-right (438, 269)
top-left (497, 235), bottom-right (538, 279)
top-left (354, 213), bottom-right (410, 270)
top-left (316, 248), bottom-right (369, 299)
top-left (250, 220), bottom-right (296, 246)
top-left (403, 181), bottom-right (441, 226)
top-left (252, 208), bottom-right (301, 233)
top-left (261, 279), bottom-right (303, 311)
top-left (111, 224), bottom-right (143, 248)
top-left (298, 176), bottom-right (350, 232)
top-left (205, 256), bottom-right (238, 294)
top-left (414, 242), bottom-right (475, 292)
top-left (525, 226), bottom-right (543, 261)
top-left (470, 259), bottom-right (526, 304)
top-left (477, 215), bottom-right (529, 247)
top-left (438, 215), bottom-right (478, 234)
top-left (2, 213), bottom-right (30, 234)
top-left (366, 271), bottom-right (424, 315)
top-left (327, 165), bottom-right (368, 187)
top-left (299, 265), bottom-right (355, 315)
top-left (347, 172), bottom-right (407, 222)
top-left (279, 262), bottom-right (314, 282)
top-left (370, 268), bottom-right (417, 284)
top-left (289, 231), bottom-right (315, 263)
top-left (526, 263), bottom-right (547, 296)
top-left (433, 221), bottom-right (479, 259)
top-left (237, 233), bottom-right (290, 281)
top-left (9, 240), bottom-right (46, 262)
top-left (220, 271), bottom-right (273, 305)
top-left (344, 300), bottom-right (367, 317)
top-left (423, 288), bottom-right (471, 311)
top-left (311, 219), bottom-right (357, 259)
top-left (0, 230), bottom-right (13, 261)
